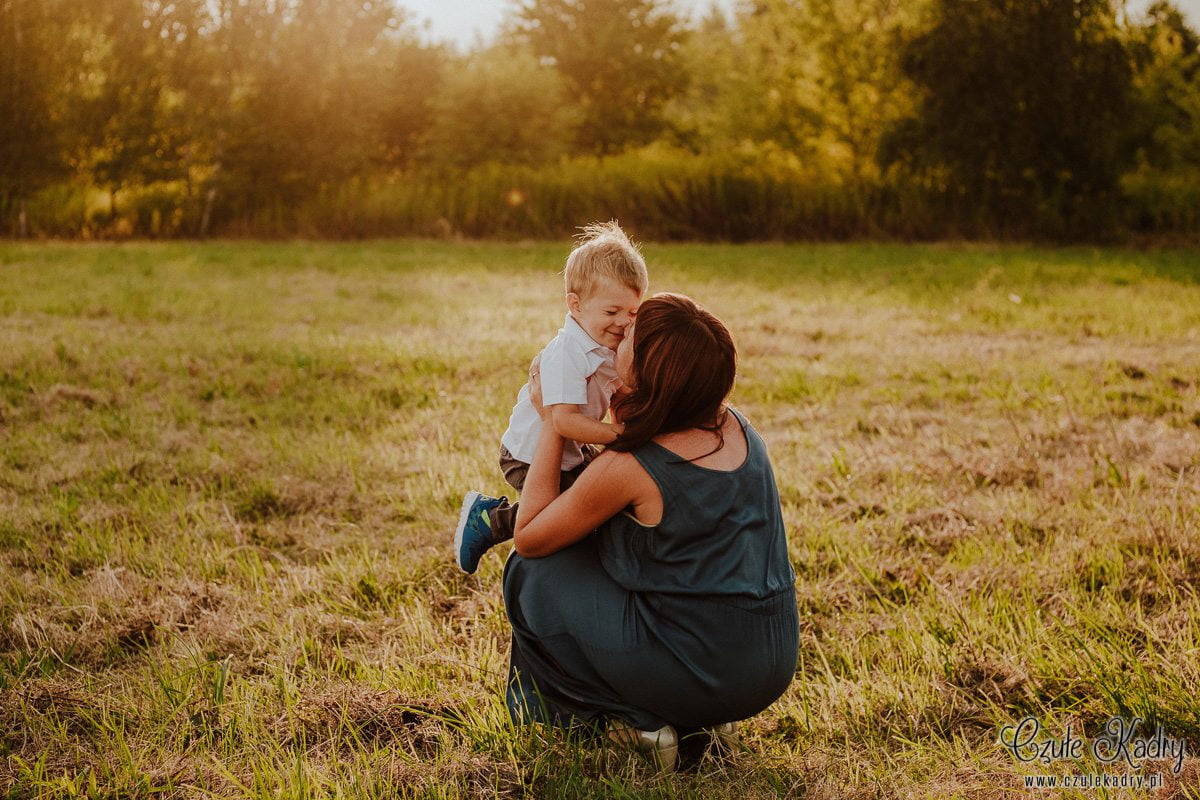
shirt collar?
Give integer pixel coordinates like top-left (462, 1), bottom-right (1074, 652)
top-left (563, 313), bottom-right (613, 355)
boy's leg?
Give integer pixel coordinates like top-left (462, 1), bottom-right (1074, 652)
top-left (500, 446), bottom-right (531, 493)
top-left (558, 446), bottom-right (595, 490)
top-left (488, 447), bottom-right (529, 543)
top-left (488, 446), bottom-right (594, 543)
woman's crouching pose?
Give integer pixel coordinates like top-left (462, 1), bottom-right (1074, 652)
top-left (502, 292), bottom-right (799, 769)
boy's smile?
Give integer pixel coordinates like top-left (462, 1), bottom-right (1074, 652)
top-left (567, 277), bottom-right (642, 350)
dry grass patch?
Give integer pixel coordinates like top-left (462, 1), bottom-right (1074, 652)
top-left (1, 240), bottom-right (1199, 798)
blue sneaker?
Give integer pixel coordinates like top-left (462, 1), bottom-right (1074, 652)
top-left (454, 491), bottom-right (506, 574)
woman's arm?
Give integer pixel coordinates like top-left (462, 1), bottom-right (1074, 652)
top-left (512, 368), bottom-right (653, 558)
top-left (513, 447), bottom-right (647, 558)
top-left (512, 418), bottom-right (568, 541)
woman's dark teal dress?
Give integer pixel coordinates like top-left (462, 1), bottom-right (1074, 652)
top-left (502, 408), bottom-right (799, 731)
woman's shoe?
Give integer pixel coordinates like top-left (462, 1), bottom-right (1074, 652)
top-left (607, 720), bottom-right (679, 771)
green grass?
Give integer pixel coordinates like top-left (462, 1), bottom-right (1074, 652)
top-left (1, 240), bottom-right (1199, 798)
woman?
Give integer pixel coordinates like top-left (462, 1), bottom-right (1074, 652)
top-left (503, 293), bottom-right (798, 768)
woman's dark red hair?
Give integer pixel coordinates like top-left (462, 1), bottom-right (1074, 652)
top-left (609, 293), bottom-right (736, 453)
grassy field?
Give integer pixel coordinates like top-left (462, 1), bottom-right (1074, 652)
top-left (1, 240), bottom-right (1199, 799)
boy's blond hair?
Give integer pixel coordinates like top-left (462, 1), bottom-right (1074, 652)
top-left (563, 221), bottom-right (648, 299)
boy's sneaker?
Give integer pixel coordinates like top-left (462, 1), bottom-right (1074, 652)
top-left (454, 491), bottom-right (506, 574)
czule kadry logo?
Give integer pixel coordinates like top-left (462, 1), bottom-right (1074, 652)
top-left (1000, 716), bottom-right (1188, 775)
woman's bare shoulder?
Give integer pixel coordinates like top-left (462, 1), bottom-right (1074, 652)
top-left (588, 448), bottom-right (645, 477)
top-left (580, 449), bottom-right (657, 498)
top-left (585, 449), bottom-right (662, 526)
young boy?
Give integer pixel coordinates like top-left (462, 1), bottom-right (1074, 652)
top-left (454, 222), bottom-right (648, 573)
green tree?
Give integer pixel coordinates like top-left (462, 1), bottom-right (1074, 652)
top-left (202, 0), bottom-right (401, 226)
top-left (77, 0), bottom-right (193, 220)
top-left (730, 0), bottom-right (921, 183)
top-left (667, 0), bottom-right (919, 196)
top-left (794, 0), bottom-right (922, 184)
top-left (512, 0), bottom-right (688, 154)
top-left (0, 0), bottom-right (80, 235)
top-left (378, 34), bottom-right (447, 170)
top-left (423, 45), bottom-right (578, 170)
top-left (1126, 1), bottom-right (1200, 170)
top-left (887, 0), bottom-right (1135, 235)
top-left (665, 4), bottom-right (772, 150)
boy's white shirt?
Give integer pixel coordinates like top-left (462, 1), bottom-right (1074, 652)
top-left (501, 313), bottom-right (620, 470)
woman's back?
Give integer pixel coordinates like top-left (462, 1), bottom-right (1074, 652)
top-left (651, 406), bottom-right (748, 471)
top-left (599, 407), bottom-right (795, 599)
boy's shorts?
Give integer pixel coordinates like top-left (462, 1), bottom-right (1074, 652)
top-left (498, 443), bottom-right (599, 494)
top-left (488, 444), bottom-right (600, 543)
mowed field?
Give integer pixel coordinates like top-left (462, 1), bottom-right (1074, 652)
top-left (2, 240), bottom-right (1199, 799)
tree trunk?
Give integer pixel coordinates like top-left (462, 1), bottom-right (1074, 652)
top-left (18, 199), bottom-right (28, 238)
top-left (199, 160), bottom-right (221, 238)
top-left (200, 186), bottom-right (217, 238)
top-left (183, 143), bottom-right (193, 235)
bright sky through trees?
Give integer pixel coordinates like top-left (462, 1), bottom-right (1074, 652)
top-left (399, 0), bottom-right (734, 48)
top-left (399, 0), bottom-right (1200, 48)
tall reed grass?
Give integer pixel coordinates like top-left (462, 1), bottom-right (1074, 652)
top-left (10, 148), bottom-right (1200, 242)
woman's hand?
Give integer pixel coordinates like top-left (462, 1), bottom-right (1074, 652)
top-left (528, 354), bottom-right (550, 420)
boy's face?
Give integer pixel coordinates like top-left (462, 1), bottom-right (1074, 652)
top-left (567, 277), bottom-right (641, 350)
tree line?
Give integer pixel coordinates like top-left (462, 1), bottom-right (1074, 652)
top-left (2, 0), bottom-right (1198, 241)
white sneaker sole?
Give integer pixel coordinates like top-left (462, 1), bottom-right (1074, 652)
top-left (608, 721), bottom-right (679, 771)
top-left (453, 490), bottom-right (483, 571)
